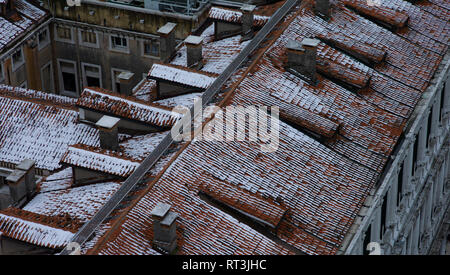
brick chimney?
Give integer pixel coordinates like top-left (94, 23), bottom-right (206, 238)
top-left (151, 202), bottom-right (178, 254)
top-left (184, 35), bottom-right (203, 70)
top-left (241, 4), bottom-right (256, 41)
top-left (286, 38), bottom-right (320, 85)
top-left (16, 159), bottom-right (36, 200)
top-left (96, 115), bottom-right (120, 151)
top-left (315, 0), bottom-right (331, 20)
top-left (158, 22), bottom-right (177, 63)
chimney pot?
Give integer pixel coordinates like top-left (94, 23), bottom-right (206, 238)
top-left (96, 115), bottom-right (120, 151)
top-left (286, 38), bottom-right (320, 85)
top-left (117, 71), bottom-right (134, 96)
top-left (315, 0), bottom-right (331, 20)
top-left (151, 202), bottom-right (178, 254)
top-left (184, 35), bottom-right (203, 70)
top-left (158, 22), bottom-right (177, 63)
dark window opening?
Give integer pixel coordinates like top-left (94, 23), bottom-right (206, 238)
top-left (380, 193), bottom-right (388, 238)
top-left (397, 163), bottom-right (404, 207)
top-left (439, 83), bottom-right (445, 122)
top-left (363, 225), bottom-right (372, 255)
top-left (62, 72), bottom-right (76, 93)
top-left (86, 76), bottom-right (100, 87)
top-left (426, 107), bottom-right (433, 148)
top-left (412, 136), bottom-right (419, 175)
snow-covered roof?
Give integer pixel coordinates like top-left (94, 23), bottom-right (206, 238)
top-left (0, 86), bottom-right (99, 172)
top-left (0, 0), bottom-right (48, 52)
top-left (0, 210), bottom-right (76, 249)
top-left (148, 63), bottom-right (217, 89)
top-left (61, 145), bottom-right (140, 178)
top-left (77, 87), bottom-right (181, 128)
top-left (94, 0), bottom-right (448, 255)
top-left (208, 6), bottom-right (270, 27)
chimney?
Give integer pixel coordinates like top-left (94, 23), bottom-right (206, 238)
top-left (286, 38), bottom-right (320, 85)
top-left (158, 22), bottom-right (177, 63)
top-left (151, 203), bottom-right (178, 254)
top-left (184, 35), bottom-right (203, 70)
top-left (16, 159), bottom-right (36, 199)
top-left (96, 115), bottom-right (120, 151)
top-left (117, 71), bottom-right (135, 96)
top-left (6, 169), bottom-right (27, 206)
top-left (241, 4), bottom-right (256, 41)
top-left (315, 0), bottom-right (331, 20)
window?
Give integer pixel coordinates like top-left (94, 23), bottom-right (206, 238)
top-left (380, 193), bottom-right (388, 238)
top-left (363, 225), bottom-right (372, 255)
top-left (412, 136), bottom-right (419, 175)
top-left (55, 25), bottom-right (74, 43)
top-left (0, 63), bottom-right (4, 83)
top-left (110, 35), bottom-right (129, 53)
top-left (38, 27), bottom-right (50, 50)
top-left (11, 47), bottom-right (24, 71)
top-left (426, 107), bottom-right (433, 148)
top-left (439, 83), bottom-right (445, 122)
top-left (397, 163), bottom-right (404, 207)
top-left (82, 63), bottom-right (102, 88)
top-left (79, 29), bottom-right (99, 48)
top-left (20, 81), bottom-right (27, 88)
top-left (142, 40), bottom-right (159, 57)
top-left (41, 62), bottom-right (54, 92)
top-left (58, 59), bottom-right (78, 97)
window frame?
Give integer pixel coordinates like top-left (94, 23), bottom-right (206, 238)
top-left (11, 47), bottom-right (25, 72)
top-left (37, 26), bottom-right (51, 51)
top-left (81, 62), bottom-right (102, 88)
top-left (141, 39), bottom-right (160, 58)
top-left (40, 61), bottom-right (54, 93)
top-left (54, 24), bottom-right (75, 44)
top-left (78, 29), bottom-right (100, 48)
top-left (57, 58), bottom-right (79, 97)
top-left (109, 35), bottom-right (130, 54)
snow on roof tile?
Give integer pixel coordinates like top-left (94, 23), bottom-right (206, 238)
top-left (0, 210), bottom-right (75, 249)
top-left (24, 182), bottom-right (121, 223)
top-left (209, 7), bottom-right (270, 27)
top-left (61, 145), bottom-right (140, 178)
top-left (77, 87), bottom-right (181, 128)
top-left (0, 89), bottom-right (99, 171)
top-left (0, 0), bottom-right (48, 52)
top-left (148, 63), bottom-right (217, 89)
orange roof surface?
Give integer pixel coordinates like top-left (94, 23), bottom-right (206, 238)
top-left (80, 0), bottom-right (450, 255)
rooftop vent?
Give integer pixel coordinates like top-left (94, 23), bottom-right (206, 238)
top-left (158, 22), bottom-right (177, 63)
top-left (184, 35), bottom-right (203, 70)
top-left (117, 71), bottom-right (135, 96)
top-left (150, 203), bottom-right (178, 254)
top-left (96, 115), bottom-right (120, 151)
top-left (286, 38), bottom-right (320, 86)
top-left (315, 0), bottom-right (330, 20)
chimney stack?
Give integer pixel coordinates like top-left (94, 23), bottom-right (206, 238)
top-left (184, 35), bottom-right (204, 70)
top-left (315, 0), bottom-right (331, 20)
top-left (5, 169), bottom-right (27, 207)
top-left (158, 22), bottom-right (177, 63)
top-left (117, 71), bottom-right (135, 96)
top-left (241, 4), bottom-right (256, 41)
top-left (286, 38), bottom-right (320, 85)
top-left (16, 159), bottom-right (36, 200)
top-left (96, 115), bottom-right (120, 151)
top-left (151, 203), bottom-right (178, 254)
